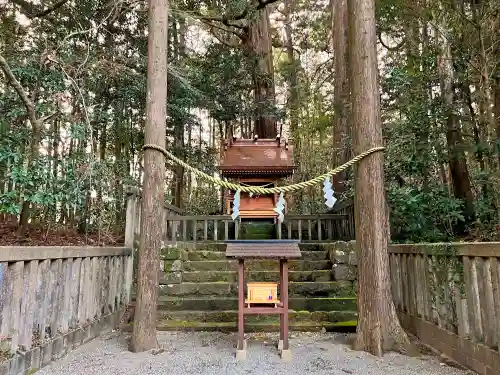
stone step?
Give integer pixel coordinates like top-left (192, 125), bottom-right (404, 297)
top-left (161, 242), bottom-right (345, 254)
top-left (179, 250), bottom-right (328, 262)
top-left (135, 320), bottom-right (357, 333)
top-left (164, 260), bottom-right (331, 272)
top-left (151, 296), bottom-right (357, 311)
top-left (159, 281), bottom-right (354, 297)
top-left (158, 310), bottom-right (357, 324)
top-left (162, 270), bottom-right (333, 284)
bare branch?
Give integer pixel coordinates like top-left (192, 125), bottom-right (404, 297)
top-left (196, 0), bottom-right (281, 27)
top-left (10, 0), bottom-right (69, 18)
top-left (199, 18), bottom-right (245, 40)
top-left (0, 55), bottom-right (38, 126)
top-left (378, 32), bottom-right (405, 51)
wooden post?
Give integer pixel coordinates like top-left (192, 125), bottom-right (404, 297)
top-left (236, 258), bottom-right (246, 360)
top-left (124, 188), bottom-right (138, 304)
top-left (279, 259), bottom-right (285, 348)
top-left (125, 187), bottom-right (138, 247)
top-left (280, 259), bottom-right (292, 361)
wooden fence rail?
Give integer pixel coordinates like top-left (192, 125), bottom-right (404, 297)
top-left (125, 188), bottom-right (355, 242)
top-left (389, 242), bottom-right (500, 375)
top-left (0, 246), bottom-right (132, 375)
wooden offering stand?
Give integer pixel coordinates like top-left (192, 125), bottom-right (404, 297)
top-left (225, 240), bottom-right (301, 361)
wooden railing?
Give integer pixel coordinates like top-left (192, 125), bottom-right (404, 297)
top-left (389, 243), bottom-right (500, 374)
top-left (127, 213), bottom-right (353, 242)
top-left (125, 188), bottom-right (355, 243)
top-left (0, 246), bottom-right (132, 374)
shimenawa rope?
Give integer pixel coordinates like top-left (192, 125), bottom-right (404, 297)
top-left (142, 144), bottom-right (384, 195)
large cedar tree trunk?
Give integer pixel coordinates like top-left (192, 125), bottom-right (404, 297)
top-left (130, 0), bottom-right (168, 353)
top-left (347, 0), bottom-right (410, 356)
top-left (245, 8), bottom-right (277, 138)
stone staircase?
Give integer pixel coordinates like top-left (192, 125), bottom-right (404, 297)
top-left (154, 241), bottom-right (358, 332)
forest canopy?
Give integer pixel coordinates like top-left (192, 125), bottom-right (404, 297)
top-left (1, 0), bottom-right (499, 244)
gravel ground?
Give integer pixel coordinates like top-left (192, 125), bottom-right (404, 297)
top-left (37, 331), bottom-right (471, 375)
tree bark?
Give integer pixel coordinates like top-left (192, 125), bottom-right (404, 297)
top-left (332, 0), bottom-right (350, 192)
top-left (244, 7), bottom-right (277, 138)
top-left (495, 78), bottom-right (500, 169)
top-left (347, 0), bottom-right (410, 356)
top-left (284, 0), bottom-right (298, 136)
top-left (436, 21), bottom-right (474, 232)
top-left (130, 0), bottom-right (168, 353)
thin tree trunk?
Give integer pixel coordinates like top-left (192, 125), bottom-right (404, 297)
top-left (436, 21), bottom-right (475, 232)
top-left (130, 0), bottom-right (168, 353)
top-left (348, 0), bottom-right (411, 356)
top-left (332, 0), bottom-right (350, 193)
top-left (284, 0), bottom-right (298, 136)
top-left (245, 7), bottom-right (277, 138)
top-left (495, 78), bottom-right (500, 169)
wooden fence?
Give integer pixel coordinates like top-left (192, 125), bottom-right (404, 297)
top-left (125, 189), bottom-right (355, 242)
top-left (389, 242), bottom-right (500, 375)
top-left (0, 246), bottom-right (133, 375)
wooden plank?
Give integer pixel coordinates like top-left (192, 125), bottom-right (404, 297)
top-left (421, 255), bottom-right (432, 320)
top-left (394, 254), bottom-right (403, 310)
top-left (243, 307), bottom-right (285, 314)
top-left (102, 257), bottom-right (111, 315)
top-left (298, 220), bottom-right (302, 241)
top-left (78, 258), bottom-right (87, 326)
top-left (162, 214), bottom-right (348, 221)
top-left (389, 254), bottom-right (399, 308)
top-left (50, 259), bottom-right (64, 340)
top-left (463, 256), bottom-right (483, 342)
top-left (407, 255), bottom-right (417, 316)
top-left (477, 257), bottom-right (496, 348)
top-left (317, 219), bottom-right (322, 241)
top-left (9, 261), bottom-right (24, 353)
top-left (125, 193), bottom-right (137, 247)
top-left (19, 260), bottom-right (37, 351)
top-left (0, 246), bottom-right (132, 262)
top-left (124, 251), bottom-right (134, 305)
top-left (213, 219), bottom-right (218, 241)
top-left (427, 256), bottom-right (438, 324)
top-left (70, 258), bottom-right (81, 329)
top-left (108, 257), bottom-right (116, 312)
top-left (414, 255), bottom-right (424, 318)
top-left (307, 220), bottom-right (312, 240)
top-left (454, 271), bottom-right (469, 338)
top-left (204, 220), bottom-right (208, 241)
top-left (489, 257), bottom-right (500, 350)
top-left (37, 259), bottom-right (51, 342)
top-left (116, 256), bottom-right (124, 307)
top-left (61, 258), bottom-right (73, 334)
top-left (0, 262), bottom-right (12, 339)
top-left (401, 254), bottom-right (409, 313)
top-left (388, 242), bottom-right (500, 257)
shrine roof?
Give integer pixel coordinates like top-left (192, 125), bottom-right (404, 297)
top-left (219, 138), bottom-right (295, 177)
top-left (225, 240), bottom-right (301, 259)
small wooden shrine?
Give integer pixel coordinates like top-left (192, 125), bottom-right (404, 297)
top-left (219, 136), bottom-right (295, 219)
top-left (220, 135), bottom-right (299, 361)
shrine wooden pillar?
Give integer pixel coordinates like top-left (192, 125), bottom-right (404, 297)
top-left (225, 240), bottom-right (301, 361)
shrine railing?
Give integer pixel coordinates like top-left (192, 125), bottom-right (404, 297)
top-left (125, 188), bottom-right (355, 243)
top-left (389, 242), bottom-right (500, 374)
